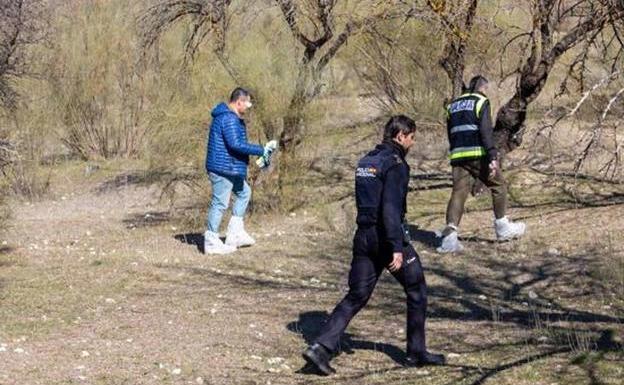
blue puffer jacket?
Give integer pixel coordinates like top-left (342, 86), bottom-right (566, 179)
top-left (205, 103), bottom-right (264, 178)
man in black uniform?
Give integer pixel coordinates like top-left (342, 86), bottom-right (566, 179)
top-left (302, 115), bottom-right (445, 375)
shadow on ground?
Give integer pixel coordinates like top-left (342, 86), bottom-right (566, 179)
top-left (286, 310), bottom-right (406, 375)
top-left (156, 218), bottom-right (623, 384)
top-left (407, 224), bottom-right (440, 248)
top-left (174, 233), bottom-right (204, 254)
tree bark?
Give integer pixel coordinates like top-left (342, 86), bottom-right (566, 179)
top-left (494, 7), bottom-right (618, 156)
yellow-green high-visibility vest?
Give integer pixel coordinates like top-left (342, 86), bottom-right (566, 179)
top-left (446, 93), bottom-right (489, 164)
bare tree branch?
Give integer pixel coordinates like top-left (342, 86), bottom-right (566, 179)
top-left (494, 0), bottom-right (624, 154)
top-left (427, 0), bottom-right (480, 97)
top-left (138, 0), bottom-right (232, 64)
top-left (277, 0), bottom-right (404, 150)
top-left (0, 0), bottom-right (46, 110)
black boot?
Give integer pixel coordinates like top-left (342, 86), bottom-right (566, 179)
top-left (404, 351), bottom-right (446, 367)
top-left (302, 343), bottom-right (335, 375)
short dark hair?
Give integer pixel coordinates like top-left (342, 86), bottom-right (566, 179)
top-left (383, 115), bottom-right (416, 141)
top-left (465, 75), bottom-right (489, 93)
top-left (229, 87), bottom-right (250, 103)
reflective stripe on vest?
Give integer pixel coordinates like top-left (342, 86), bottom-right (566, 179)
top-left (446, 93), bottom-right (489, 162)
top-left (449, 146), bottom-right (486, 160)
top-left (449, 124), bottom-right (479, 134)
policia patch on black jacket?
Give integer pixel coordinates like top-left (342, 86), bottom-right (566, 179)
top-left (354, 141), bottom-right (409, 253)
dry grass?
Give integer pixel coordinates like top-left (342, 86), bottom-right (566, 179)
top-left (0, 145), bottom-right (622, 385)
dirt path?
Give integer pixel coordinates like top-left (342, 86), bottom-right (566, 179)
top-left (1, 171), bottom-right (623, 385)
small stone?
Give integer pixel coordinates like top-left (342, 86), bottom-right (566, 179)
top-left (171, 368), bottom-right (181, 375)
top-left (0, 346), bottom-right (6, 352)
top-left (84, 164), bottom-right (100, 176)
top-left (415, 369), bottom-right (430, 376)
top-left (538, 336), bottom-right (549, 342)
top-left (447, 352), bottom-right (461, 358)
top-left (81, 351), bottom-right (90, 357)
top-left (251, 355), bottom-right (262, 360)
top-left (528, 291), bottom-right (538, 299)
top-left (14, 348), bottom-right (24, 354)
top-left (478, 294), bottom-right (487, 300)
top-left (105, 298), bottom-right (115, 304)
top-left (547, 248), bottom-right (560, 256)
top-left (196, 377), bottom-right (204, 385)
top-left (267, 357), bottom-right (284, 365)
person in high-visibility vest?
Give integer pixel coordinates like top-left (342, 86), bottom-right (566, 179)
top-left (438, 76), bottom-right (525, 253)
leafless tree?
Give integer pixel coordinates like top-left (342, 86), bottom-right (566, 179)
top-left (139, 0), bottom-right (408, 153)
top-left (0, 0), bottom-right (46, 111)
top-left (427, 0), bottom-right (479, 99)
top-left (494, 0), bottom-right (624, 156)
top-left (138, 0), bottom-right (232, 69)
top-left (425, 0), bottom-right (624, 160)
top-left (274, 0), bottom-right (404, 150)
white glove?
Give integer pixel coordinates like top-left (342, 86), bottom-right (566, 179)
top-left (257, 140), bottom-right (278, 169)
top-left (265, 140), bottom-right (278, 152)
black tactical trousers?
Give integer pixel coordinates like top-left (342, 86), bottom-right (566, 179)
top-left (315, 226), bottom-right (428, 357)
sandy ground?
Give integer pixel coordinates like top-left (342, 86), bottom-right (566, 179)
top-left (0, 158), bottom-right (623, 385)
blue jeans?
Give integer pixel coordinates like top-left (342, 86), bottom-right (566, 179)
top-left (207, 172), bottom-right (252, 233)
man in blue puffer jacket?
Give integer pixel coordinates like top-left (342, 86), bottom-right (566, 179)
top-left (204, 87), bottom-right (276, 254)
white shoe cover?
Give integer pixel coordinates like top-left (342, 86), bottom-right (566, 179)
top-left (494, 216), bottom-right (526, 241)
top-left (225, 216), bottom-right (256, 247)
top-left (204, 230), bottom-right (236, 254)
top-left (437, 230), bottom-right (464, 253)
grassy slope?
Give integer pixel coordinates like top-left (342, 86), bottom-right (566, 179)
top-left (0, 123), bottom-right (622, 385)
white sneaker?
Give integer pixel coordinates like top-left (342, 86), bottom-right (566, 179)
top-left (204, 231), bottom-right (236, 254)
top-left (494, 216), bottom-right (526, 241)
top-left (225, 216), bottom-right (256, 247)
top-left (436, 230), bottom-right (464, 253)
